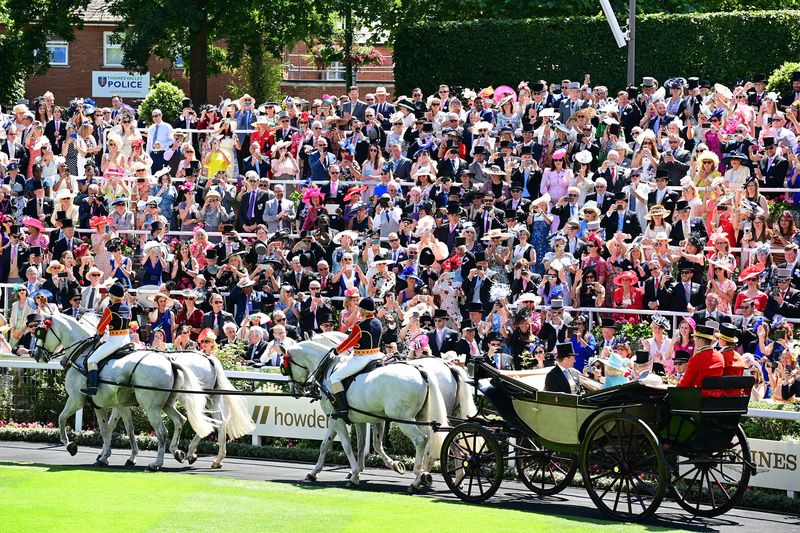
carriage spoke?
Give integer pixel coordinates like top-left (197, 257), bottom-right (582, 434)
top-left (599, 471), bottom-right (622, 501)
top-left (598, 425), bottom-right (623, 463)
top-left (695, 470), bottom-right (707, 513)
top-left (673, 464), bottom-right (701, 485)
top-left (590, 467), bottom-right (616, 482)
top-left (612, 473), bottom-right (624, 512)
top-left (624, 476), bottom-right (634, 516)
top-left (707, 467), bottom-right (732, 502)
top-left (710, 464), bottom-right (739, 485)
top-left (467, 472), bottom-right (476, 495)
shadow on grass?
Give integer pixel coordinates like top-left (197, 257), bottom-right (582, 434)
top-left (0, 460), bottom-right (194, 475)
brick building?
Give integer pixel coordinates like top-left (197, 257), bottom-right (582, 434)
top-left (25, 1), bottom-right (396, 106)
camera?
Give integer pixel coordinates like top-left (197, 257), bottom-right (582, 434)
top-left (717, 205), bottom-right (728, 212)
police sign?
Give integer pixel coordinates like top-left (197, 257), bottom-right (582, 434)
top-left (91, 71), bottom-right (150, 98)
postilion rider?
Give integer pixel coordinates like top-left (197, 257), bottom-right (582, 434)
top-left (86, 281), bottom-right (131, 395)
top-left (329, 297), bottom-right (383, 419)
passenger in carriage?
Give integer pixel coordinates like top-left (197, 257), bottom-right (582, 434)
top-left (544, 343), bottom-right (583, 394)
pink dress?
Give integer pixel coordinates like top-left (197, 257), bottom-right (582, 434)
top-left (91, 231), bottom-right (114, 274)
top-left (540, 169), bottom-right (572, 202)
top-left (190, 241), bottom-right (211, 270)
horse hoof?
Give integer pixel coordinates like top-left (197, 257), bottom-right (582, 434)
top-left (304, 473), bottom-right (317, 482)
top-left (345, 472), bottom-right (351, 481)
top-left (422, 473), bottom-right (433, 486)
top-left (174, 450), bottom-right (186, 463)
top-left (94, 459), bottom-right (109, 467)
top-left (125, 459), bottom-right (136, 467)
top-left (66, 442), bottom-right (78, 456)
top-left (187, 454), bottom-right (197, 465)
top-left (211, 462), bottom-right (222, 469)
top-left (146, 464), bottom-right (161, 472)
top-left (392, 462), bottom-right (406, 475)
top-left (95, 454), bottom-right (103, 462)
top-left (346, 480), bottom-right (359, 488)
top-left (408, 484), bottom-right (422, 494)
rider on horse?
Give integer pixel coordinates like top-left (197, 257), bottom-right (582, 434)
top-left (330, 297), bottom-right (383, 419)
top-left (86, 281), bottom-right (131, 395)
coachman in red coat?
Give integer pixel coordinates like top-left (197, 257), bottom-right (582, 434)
top-left (717, 323), bottom-right (746, 396)
top-left (679, 325), bottom-right (724, 397)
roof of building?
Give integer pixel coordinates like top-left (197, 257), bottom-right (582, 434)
top-left (81, 0), bottom-right (121, 24)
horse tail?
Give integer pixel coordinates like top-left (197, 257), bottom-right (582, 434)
top-left (449, 364), bottom-right (478, 418)
top-left (209, 356), bottom-right (256, 439)
top-left (172, 362), bottom-right (217, 438)
top-left (421, 372), bottom-right (448, 462)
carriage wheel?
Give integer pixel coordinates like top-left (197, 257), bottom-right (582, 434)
top-left (580, 413), bottom-right (667, 522)
top-left (515, 437), bottom-right (577, 496)
top-left (669, 425), bottom-right (751, 517)
top-left (440, 422), bottom-right (503, 503)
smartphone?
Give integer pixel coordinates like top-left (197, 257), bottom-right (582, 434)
top-left (58, 272), bottom-right (68, 278)
top-left (69, 133), bottom-right (78, 140)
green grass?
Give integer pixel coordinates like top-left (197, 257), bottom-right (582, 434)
top-left (0, 464), bottom-right (659, 533)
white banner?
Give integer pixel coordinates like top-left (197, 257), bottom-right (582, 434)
top-left (749, 438), bottom-right (800, 491)
top-left (246, 395), bottom-right (335, 441)
top-left (91, 71), bottom-right (150, 98)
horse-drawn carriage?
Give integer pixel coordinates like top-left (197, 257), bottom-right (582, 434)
top-left (440, 361), bottom-right (755, 522)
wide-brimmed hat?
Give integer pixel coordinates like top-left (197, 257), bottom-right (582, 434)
top-left (45, 260), bottom-right (65, 274)
top-left (481, 228), bottom-right (511, 241)
top-left (709, 258), bottom-right (735, 274)
top-left (271, 140), bottom-right (292, 153)
top-left (146, 292), bottom-right (175, 307)
top-left (697, 151), bottom-right (720, 167)
top-left (237, 277), bottom-right (256, 288)
top-left (89, 215), bottom-right (114, 228)
top-left (574, 150), bottom-right (593, 165)
top-left (531, 192), bottom-right (551, 207)
top-left (251, 115), bottom-right (272, 127)
top-left (738, 264), bottom-right (765, 282)
top-left (343, 185), bottom-right (368, 202)
top-left (579, 201), bottom-right (601, 219)
top-left (483, 165), bottom-right (505, 176)
top-left (645, 204), bottom-right (670, 220)
top-left (332, 230), bottom-right (358, 245)
top-left (473, 121), bottom-right (493, 133)
top-left (650, 314), bottom-right (670, 331)
top-left (613, 271), bottom-right (639, 286)
top-left (21, 216), bottom-right (45, 232)
top-left (600, 352), bottom-right (629, 372)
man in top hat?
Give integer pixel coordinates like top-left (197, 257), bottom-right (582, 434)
top-left (62, 287), bottom-right (84, 319)
top-left (51, 218), bottom-right (79, 260)
top-left (595, 317), bottom-right (617, 358)
top-left (454, 320), bottom-right (482, 364)
top-left (765, 267), bottom-right (800, 319)
top-left (438, 141), bottom-right (468, 179)
top-left (601, 192), bottom-right (642, 242)
top-left (0, 225), bottom-right (25, 283)
top-left (545, 343), bottom-right (583, 394)
top-left (13, 313), bottom-right (42, 356)
top-left (504, 182), bottom-right (532, 214)
top-left (427, 309), bottom-right (460, 358)
top-left (716, 323), bottom-right (745, 396)
top-left (299, 279), bottom-right (332, 333)
top-left (780, 71), bottom-right (800, 109)
top-left (461, 251), bottom-right (494, 315)
top-left (558, 82), bottom-right (590, 124)
top-left (678, 324), bottom-right (725, 397)
top-left (756, 137), bottom-right (789, 189)
top-left (86, 282), bottom-right (131, 395)
top-left (669, 200), bottom-right (708, 246)
top-left (631, 350), bottom-right (653, 381)
top-left (747, 73), bottom-right (768, 107)
top-left (23, 179), bottom-right (53, 222)
top-left (330, 297), bottom-right (384, 419)
top-left (673, 349), bottom-right (691, 381)
top-left (435, 202), bottom-right (465, 253)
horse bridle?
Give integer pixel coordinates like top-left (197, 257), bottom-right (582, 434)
top-left (33, 319), bottom-right (94, 364)
top-left (281, 349), bottom-right (334, 398)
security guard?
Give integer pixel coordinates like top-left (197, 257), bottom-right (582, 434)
top-left (329, 297), bottom-right (383, 419)
top-left (86, 282), bottom-right (131, 395)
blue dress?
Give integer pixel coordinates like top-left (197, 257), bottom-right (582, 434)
top-left (142, 257), bottom-right (163, 286)
top-left (149, 310), bottom-right (173, 343)
top-left (531, 216), bottom-right (550, 275)
top-left (604, 375), bottom-right (629, 388)
top-left (109, 256), bottom-right (132, 287)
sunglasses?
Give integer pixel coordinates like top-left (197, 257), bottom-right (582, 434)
top-left (201, 339), bottom-right (214, 345)
top-left (274, 317), bottom-right (286, 322)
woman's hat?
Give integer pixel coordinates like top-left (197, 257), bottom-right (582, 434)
top-left (613, 270), bottom-right (638, 286)
top-left (271, 140), bottom-right (292, 153)
top-left (332, 229), bottom-right (358, 245)
top-left (143, 240), bottom-right (163, 254)
top-left (89, 215), bottom-right (114, 228)
top-left (410, 333), bottom-right (429, 351)
top-left (343, 185), bottom-right (368, 203)
top-left (481, 228), bottom-right (511, 241)
top-left (644, 204), bottom-right (670, 220)
top-left (650, 314), bottom-right (670, 331)
top-left (709, 258), bottom-right (735, 273)
top-left (738, 263), bottom-right (764, 282)
top-left (45, 260), bottom-right (65, 274)
top-left (697, 151), bottom-right (720, 167)
top-left (579, 201), bottom-right (600, 219)
top-left (198, 327), bottom-right (217, 343)
top-left (21, 216), bottom-right (45, 232)
top-left (575, 150), bottom-right (593, 165)
top-left (205, 189), bottom-right (222, 199)
top-left (552, 148), bottom-right (567, 160)
top-left (146, 292), bottom-right (175, 307)
top-left (251, 115), bottom-right (272, 127)
top-left (600, 352), bottom-right (629, 371)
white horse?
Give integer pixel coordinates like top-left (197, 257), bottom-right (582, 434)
top-left (33, 313), bottom-right (217, 471)
top-left (284, 332), bottom-right (449, 492)
top-left (162, 351), bottom-right (256, 468)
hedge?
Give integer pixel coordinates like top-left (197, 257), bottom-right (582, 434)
top-left (393, 10), bottom-right (800, 96)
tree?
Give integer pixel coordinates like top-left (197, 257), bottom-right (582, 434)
top-left (0, 0), bottom-right (89, 103)
top-left (108, 0), bottom-right (335, 105)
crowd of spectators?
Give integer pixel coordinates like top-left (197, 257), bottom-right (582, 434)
top-left (3, 73), bottom-right (800, 402)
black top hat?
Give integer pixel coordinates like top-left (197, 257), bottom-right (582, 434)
top-left (467, 302), bottom-right (483, 313)
top-left (655, 168), bottom-right (669, 180)
top-left (792, 71), bottom-right (800, 82)
top-left (499, 140), bottom-right (512, 149)
top-left (419, 247), bottom-right (436, 267)
top-left (614, 191), bottom-right (628, 201)
top-left (626, 86), bottom-right (639, 99)
top-left (674, 350), bottom-right (691, 364)
top-left (446, 202), bottom-right (461, 215)
top-left (26, 313), bottom-right (42, 325)
top-left (472, 146), bottom-right (486, 155)
top-left (455, 236), bottom-right (466, 247)
top-left (182, 98), bottom-right (194, 109)
top-left (600, 317), bottom-right (616, 329)
top-left (358, 297), bottom-right (376, 313)
top-left (531, 82), bottom-right (545, 92)
top-left (484, 331), bottom-right (502, 344)
top-left (10, 224), bottom-right (21, 235)
top-left (473, 251), bottom-right (486, 263)
top-left (446, 140), bottom-right (459, 152)
top-left (433, 308), bottom-right (448, 320)
top-left (65, 287), bottom-right (82, 300)
top-left (555, 342), bottom-right (575, 360)
top-left (694, 324), bottom-right (716, 340)
top-left (687, 77), bottom-right (699, 90)
top-left (763, 137), bottom-right (776, 148)
top-left (675, 199), bottom-right (689, 211)
top-left (520, 145), bottom-right (534, 156)
top-left (31, 178), bottom-right (43, 190)
top-left (109, 282), bottom-right (126, 299)
top-left (206, 248), bottom-right (218, 260)
top-left (634, 350), bottom-right (650, 365)
top-left (60, 218), bottom-right (74, 228)
top-left (188, 160), bottom-right (201, 172)
top-left (752, 73), bottom-right (767, 84)
top-left (221, 223), bottom-right (235, 234)
top-left (317, 310), bottom-right (334, 325)
top-left (521, 123), bottom-right (534, 133)
top-left (460, 319), bottom-right (477, 331)
top-left (717, 323), bottom-right (740, 344)
top-left (29, 246), bottom-right (42, 256)
top-left (699, 79), bottom-right (711, 88)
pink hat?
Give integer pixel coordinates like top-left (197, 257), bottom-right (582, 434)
top-left (552, 149), bottom-right (567, 160)
top-left (22, 216), bottom-right (45, 232)
top-left (682, 317), bottom-right (696, 332)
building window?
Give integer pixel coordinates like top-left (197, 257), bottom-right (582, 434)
top-left (104, 32), bottom-right (124, 67)
top-left (324, 61), bottom-right (346, 81)
top-left (46, 40), bottom-right (69, 66)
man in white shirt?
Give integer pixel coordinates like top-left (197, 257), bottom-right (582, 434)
top-left (146, 109), bottom-right (174, 173)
